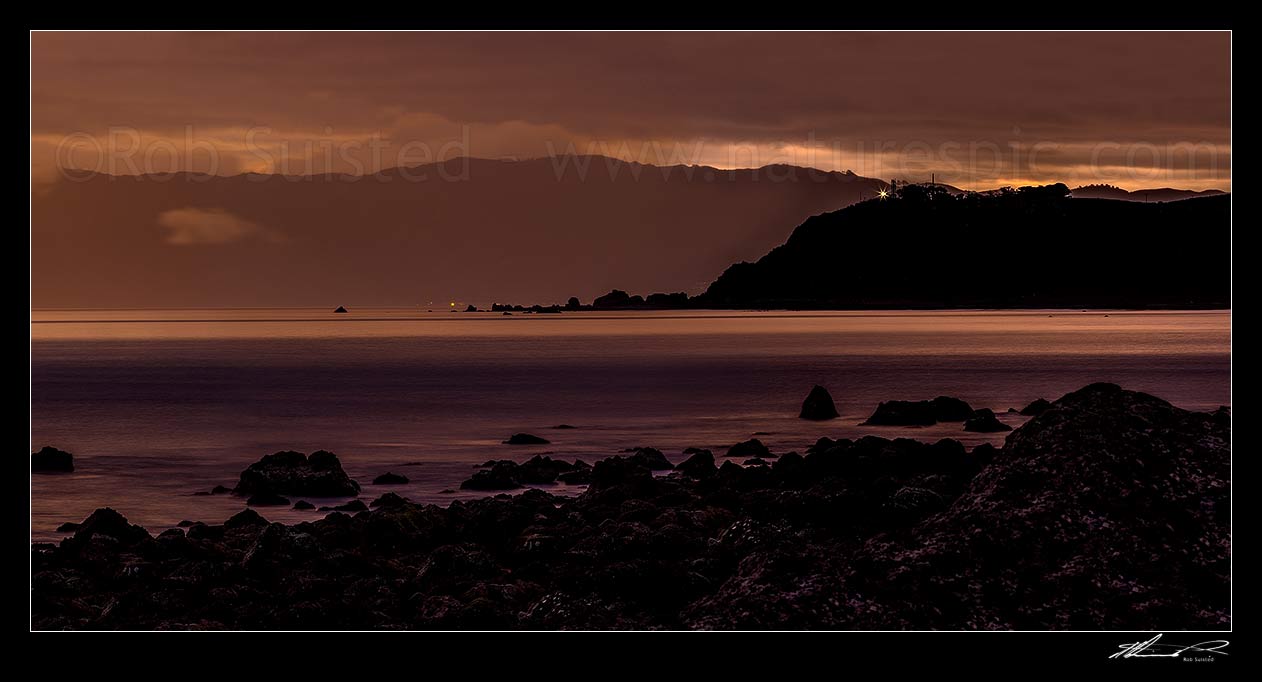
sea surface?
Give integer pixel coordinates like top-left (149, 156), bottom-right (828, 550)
top-left (30, 308), bottom-right (1231, 542)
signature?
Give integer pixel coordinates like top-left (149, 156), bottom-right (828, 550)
top-left (1110, 634), bottom-right (1230, 659)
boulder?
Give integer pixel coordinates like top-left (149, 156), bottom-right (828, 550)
top-left (247, 492), bottom-right (291, 506)
top-left (55, 522), bottom-right (81, 533)
top-left (962, 408), bottom-right (1012, 432)
top-left (674, 449), bottom-right (716, 477)
top-left (799, 385), bottom-right (840, 420)
top-left (627, 447), bottom-right (674, 471)
top-left (725, 439), bottom-right (771, 459)
top-left (930, 396), bottom-right (975, 421)
top-left (224, 508), bottom-right (268, 529)
top-left (503, 433), bottom-right (551, 445)
top-left (863, 400), bottom-right (937, 426)
top-left (370, 492), bottom-right (409, 508)
top-left (292, 500), bottom-right (316, 510)
top-left (32, 446), bottom-right (74, 472)
top-left (461, 461), bottom-right (523, 490)
top-left (67, 508), bottom-right (150, 545)
top-left (1019, 398), bottom-right (1052, 416)
top-left (373, 472), bottom-right (410, 485)
top-left (234, 450), bottom-right (360, 497)
top-left (518, 455), bottom-right (574, 484)
top-left (863, 397), bottom-right (975, 425)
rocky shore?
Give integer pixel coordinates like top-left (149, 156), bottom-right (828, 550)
top-left (30, 383), bottom-right (1230, 630)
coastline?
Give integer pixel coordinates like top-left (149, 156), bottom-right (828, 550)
top-left (31, 383), bottom-right (1230, 630)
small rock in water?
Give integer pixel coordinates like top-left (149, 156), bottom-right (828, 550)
top-left (334, 306), bottom-right (348, 313)
top-left (503, 433), bottom-right (551, 445)
top-left (373, 472), bottom-right (409, 485)
top-left (799, 385), bottom-right (840, 420)
top-left (551, 424), bottom-right (577, 429)
top-left (962, 408), bottom-right (1013, 432)
top-left (246, 492), bottom-right (291, 507)
top-left (32, 446), bottom-right (74, 473)
top-left (234, 450), bottom-right (360, 497)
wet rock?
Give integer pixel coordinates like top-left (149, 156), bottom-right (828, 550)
top-left (68, 508), bottom-right (151, 545)
top-left (224, 508), bottom-right (268, 529)
top-left (370, 492), bottom-right (409, 509)
top-left (930, 396), bottom-right (975, 421)
top-left (962, 408), bottom-right (1012, 432)
top-left (799, 385), bottom-right (840, 420)
top-left (674, 449), bottom-right (716, 478)
top-left (503, 433), bottom-right (550, 445)
top-left (863, 400), bottom-right (937, 426)
top-left (461, 461), bottom-right (522, 490)
top-left (32, 446), bottom-right (74, 473)
top-left (627, 447), bottom-right (674, 471)
top-left (556, 461), bottom-right (593, 485)
top-left (234, 450), bottom-right (360, 497)
top-left (518, 455), bottom-right (573, 484)
top-left (332, 500), bottom-right (368, 513)
top-left (863, 396), bottom-right (975, 426)
top-left (725, 439), bottom-right (772, 459)
top-left (246, 493), bottom-right (291, 507)
top-left (1019, 398), bottom-right (1052, 416)
top-left (372, 472), bottom-right (409, 485)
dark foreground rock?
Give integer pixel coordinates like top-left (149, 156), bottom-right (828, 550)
top-left (799, 385), bottom-right (839, 420)
top-left (32, 446), bottom-right (75, 473)
top-left (32, 383), bottom-right (1229, 630)
top-left (234, 451), bottom-right (360, 497)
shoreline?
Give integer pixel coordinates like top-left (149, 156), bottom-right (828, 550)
top-left (31, 383), bottom-right (1230, 630)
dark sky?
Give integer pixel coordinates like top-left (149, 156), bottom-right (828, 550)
top-left (33, 31), bottom-right (1230, 190)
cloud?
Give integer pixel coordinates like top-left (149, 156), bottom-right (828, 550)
top-left (31, 32), bottom-right (1231, 191)
top-left (157, 207), bottom-right (269, 245)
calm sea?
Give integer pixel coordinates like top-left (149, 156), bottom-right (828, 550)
top-left (30, 308), bottom-right (1231, 541)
